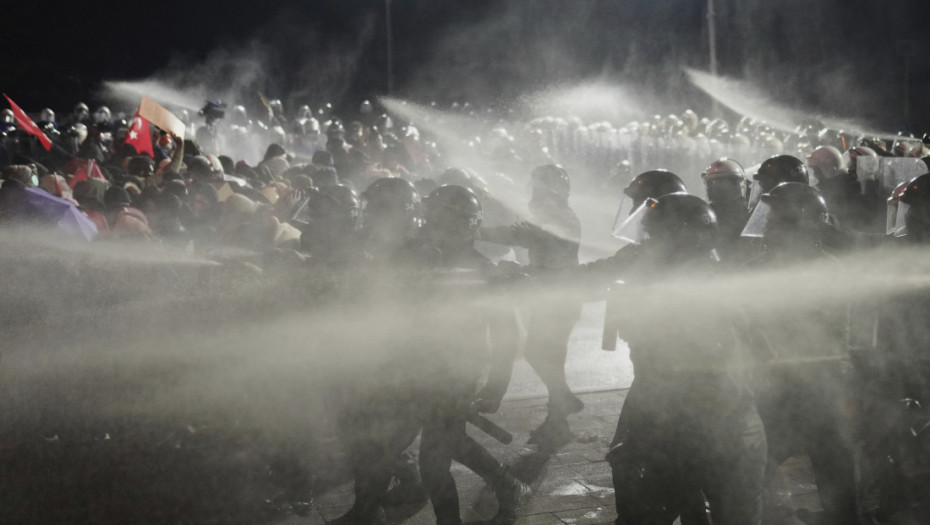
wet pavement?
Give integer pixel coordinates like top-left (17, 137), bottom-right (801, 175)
top-left (278, 386), bottom-right (823, 525)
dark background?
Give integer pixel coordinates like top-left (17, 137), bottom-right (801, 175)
top-left (1, 0), bottom-right (928, 131)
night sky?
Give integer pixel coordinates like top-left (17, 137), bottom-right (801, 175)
top-left (2, 0), bottom-right (929, 131)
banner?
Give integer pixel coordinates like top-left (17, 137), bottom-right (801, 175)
top-left (137, 95), bottom-right (185, 138)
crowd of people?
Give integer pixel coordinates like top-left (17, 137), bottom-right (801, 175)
top-left (2, 95), bottom-right (930, 525)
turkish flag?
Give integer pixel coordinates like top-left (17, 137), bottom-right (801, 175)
top-left (3, 94), bottom-right (52, 151)
top-left (125, 111), bottom-right (154, 157)
top-left (67, 158), bottom-right (106, 189)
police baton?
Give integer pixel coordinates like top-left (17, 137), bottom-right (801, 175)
top-left (468, 413), bottom-right (513, 445)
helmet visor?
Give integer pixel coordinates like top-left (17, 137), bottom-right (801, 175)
top-left (747, 180), bottom-right (764, 210)
top-left (610, 194), bottom-right (628, 236)
top-left (741, 201), bottom-right (772, 238)
top-left (612, 199), bottom-right (651, 244)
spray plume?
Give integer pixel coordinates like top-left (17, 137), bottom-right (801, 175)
top-left (685, 68), bottom-right (901, 140)
top-left (3, 224), bottom-right (929, 438)
top-left (519, 81), bottom-right (645, 125)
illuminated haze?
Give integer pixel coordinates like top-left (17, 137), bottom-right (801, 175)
top-left (2, 1), bottom-right (929, 508)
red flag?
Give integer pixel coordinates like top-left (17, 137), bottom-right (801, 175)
top-left (125, 111), bottom-right (154, 157)
top-left (67, 158), bottom-right (106, 189)
top-left (3, 94), bottom-right (52, 151)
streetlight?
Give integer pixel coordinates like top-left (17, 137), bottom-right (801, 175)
top-left (707, 0), bottom-right (717, 77)
top-left (385, 0), bottom-right (395, 95)
top-left (707, 0), bottom-right (718, 116)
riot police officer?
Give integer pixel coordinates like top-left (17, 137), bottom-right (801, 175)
top-left (580, 169), bottom-right (688, 282)
top-left (603, 193), bottom-right (767, 525)
top-left (331, 184), bottom-right (529, 525)
top-left (701, 159), bottom-right (749, 261)
top-left (740, 182), bottom-right (860, 525)
top-left (480, 164), bottom-right (583, 446)
top-left (358, 177), bottom-right (423, 260)
top-left (750, 155), bottom-right (810, 209)
top-left (808, 146), bottom-right (869, 230)
top-left (298, 184), bottom-right (361, 263)
top-left (407, 184), bottom-right (531, 525)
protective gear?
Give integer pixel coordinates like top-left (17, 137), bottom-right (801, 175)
top-left (681, 109), bottom-right (699, 134)
top-left (361, 177), bottom-right (421, 219)
top-left (229, 105), bottom-right (249, 127)
top-left (807, 146), bottom-right (845, 182)
top-left (616, 193), bottom-right (718, 262)
top-left (846, 145), bottom-right (877, 173)
top-left (612, 170), bottom-right (687, 236)
top-left (295, 105), bottom-right (313, 121)
top-left (38, 108), bottom-right (55, 124)
top-left (0, 109), bottom-right (14, 126)
top-left (360, 100), bottom-right (373, 115)
top-left (741, 182), bottom-right (829, 240)
top-left (68, 122), bottom-right (88, 146)
top-left (898, 173), bottom-right (930, 242)
top-left (304, 184), bottom-right (361, 235)
top-left (623, 170), bottom-right (687, 209)
top-left (326, 120), bottom-right (345, 140)
top-left (438, 168), bottom-right (489, 195)
top-left (702, 158), bottom-right (748, 203)
top-left (603, 193), bottom-right (764, 525)
top-left (359, 177), bottom-right (422, 248)
top-left (93, 106), bottom-right (111, 125)
top-left (300, 116), bottom-right (321, 135)
top-left (886, 180), bottom-right (910, 237)
top-left (269, 99), bottom-right (284, 118)
top-left (423, 185), bottom-right (483, 244)
top-left (899, 172), bottom-right (930, 207)
top-left (753, 155), bottom-right (809, 193)
top-left (71, 102), bottom-right (90, 125)
top-left (703, 158), bottom-right (745, 181)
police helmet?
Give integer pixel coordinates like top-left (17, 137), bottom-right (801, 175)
top-left (361, 177), bottom-right (421, 219)
top-left (754, 155), bottom-right (809, 192)
top-left (807, 146), bottom-right (845, 182)
top-left (646, 193), bottom-right (717, 258)
top-left (423, 184), bottom-right (482, 239)
top-left (702, 158), bottom-right (748, 201)
top-left (623, 170), bottom-right (687, 207)
top-left (900, 173), bottom-right (930, 207)
top-left (742, 182), bottom-right (829, 239)
top-left (308, 184), bottom-right (361, 232)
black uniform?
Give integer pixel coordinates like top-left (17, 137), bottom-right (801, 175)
top-left (399, 237), bottom-right (523, 525)
top-left (746, 249), bottom-right (859, 525)
top-left (338, 184), bottom-right (527, 525)
top-left (742, 182), bottom-right (859, 525)
top-left (606, 258), bottom-right (767, 525)
top-left (817, 171), bottom-right (870, 231)
top-left (597, 193), bottom-right (767, 525)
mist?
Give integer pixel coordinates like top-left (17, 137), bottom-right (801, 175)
top-left (4, 223), bottom-right (928, 436)
top-left (4, 0), bottom-right (930, 522)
